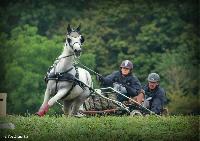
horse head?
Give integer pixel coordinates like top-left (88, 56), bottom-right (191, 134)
top-left (66, 24), bottom-right (85, 57)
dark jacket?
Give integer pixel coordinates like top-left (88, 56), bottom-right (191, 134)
top-left (143, 84), bottom-right (166, 114)
top-left (101, 71), bottom-right (142, 97)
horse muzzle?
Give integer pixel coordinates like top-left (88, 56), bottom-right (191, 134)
top-left (74, 49), bottom-right (82, 57)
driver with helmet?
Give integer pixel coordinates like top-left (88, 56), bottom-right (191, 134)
top-left (97, 60), bottom-right (144, 104)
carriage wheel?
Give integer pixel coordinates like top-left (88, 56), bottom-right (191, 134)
top-left (130, 110), bottom-right (143, 116)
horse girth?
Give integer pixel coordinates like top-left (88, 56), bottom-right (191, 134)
top-left (44, 66), bottom-right (84, 99)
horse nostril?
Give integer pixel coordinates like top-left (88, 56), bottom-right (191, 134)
top-left (74, 49), bottom-right (81, 53)
top-left (74, 49), bottom-right (81, 57)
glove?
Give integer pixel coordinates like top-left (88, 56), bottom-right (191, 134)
top-left (96, 75), bottom-right (104, 82)
top-left (113, 83), bottom-right (121, 91)
top-left (113, 83), bottom-right (127, 93)
top-left (119, 86), bottom-right (127, 94)
top-left (139, 89), bottom-right (145, 94)
top-left (146, 97), bottom-right (152, 101)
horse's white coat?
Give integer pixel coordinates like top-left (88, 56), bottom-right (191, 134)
top-left (38, 27), bottom-right (92, 116)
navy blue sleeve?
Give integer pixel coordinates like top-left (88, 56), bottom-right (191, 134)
top-left (150, 88), bottom-right (166, 114)
top-left (142, 85), bottom-right (148, 92)
top-left (125, 76), bottom-right (142, 97)
top-left (101, 71), bottom-right (119, 87)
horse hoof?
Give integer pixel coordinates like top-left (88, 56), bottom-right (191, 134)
top-left (35, 111), bottom-right (45, 117)
top-left (36, 104), bottom-right (49, 117)
top-left (43, 104), bottom-right (49, 113)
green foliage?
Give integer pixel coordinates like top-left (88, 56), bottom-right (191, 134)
top-left (4, 25), bottom-right (63, 114)
top-left (0, 116), bottom-right (199, 141)
top-left (80, 53), bottom-right (96, 70)
top-left (0, 0), bottom-right (199, 114)
top-left (156, 29), bottom-right (199, 114)
top-left (167, 93), bottom-right (199, 115)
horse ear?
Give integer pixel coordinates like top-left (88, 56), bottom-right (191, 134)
top-left (76, 24), bottom-right (81, 32)
top-left (67, 24), bottom-right (72, 34)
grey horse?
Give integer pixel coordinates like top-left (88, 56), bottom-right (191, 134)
top-left (36, 24), bottom-right (92, 117)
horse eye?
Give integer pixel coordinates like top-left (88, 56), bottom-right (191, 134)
top-left (80, 36), bottom-right (84, 44)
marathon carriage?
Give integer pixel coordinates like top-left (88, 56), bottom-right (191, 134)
top-left (74, 78), bottom-right (155, 117)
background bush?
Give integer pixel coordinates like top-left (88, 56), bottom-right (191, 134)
top-left (0, 0), bottom-right (199, 115)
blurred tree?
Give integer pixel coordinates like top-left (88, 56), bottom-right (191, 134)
top-left (0, 0), bottom-right (198, 114)
top-left (156, 27), bottom-right (199, 114)
top-left (5, 24), bottom-right (63, 114)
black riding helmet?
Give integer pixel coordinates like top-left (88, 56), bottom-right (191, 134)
top-left (120, 60), bottom-right (133, 74)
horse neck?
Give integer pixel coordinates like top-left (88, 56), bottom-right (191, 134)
top-left (55, 45), bottom-right (74, 73)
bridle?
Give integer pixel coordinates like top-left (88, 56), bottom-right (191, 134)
top-left (66, 31), bottom-right (84, 50)
top-left (66, 38), bottom-right (82, 50)
top-left (50, 31), bottom-right (83, 75)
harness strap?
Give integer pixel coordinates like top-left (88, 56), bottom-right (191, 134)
top-left (74, 65), bottom-right (79, 78)
top-left (45, 54), bottom-right (75, 76)
top-left (55, 79), bottom-right (59, 94)
top-left (60, 65), bottom-right (80, 100)
top-left (46, 67), bottom-right (74, 82)
top-left (59, 67), bottom-right (74, 76)
top-left (61, 82), bottom-right (76, 100)
top-left (45, 67), bottom-right (74, 95)
top-left (56, 54), bottom-right (74, 60)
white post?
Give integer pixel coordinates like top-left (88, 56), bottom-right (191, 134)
top-left (0, 93), bottom-right (7, 116)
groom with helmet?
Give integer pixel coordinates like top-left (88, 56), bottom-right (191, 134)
top-left (97, 60), bottom-right (144, 104)
top-left (143, 73), bottom-right (166, 115)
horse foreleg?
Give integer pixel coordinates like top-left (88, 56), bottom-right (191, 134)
top-left (41, 89), bottom-right (51, 107)
top-left (36, 89), bottom-right (68, 117)
top-left (36, 89), bottom-right (50, 117)
top-left (48, 89), bottom-right (68, 106)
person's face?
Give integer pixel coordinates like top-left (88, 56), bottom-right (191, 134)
top-left (121, 67), bottom-right (130, 76)
top-left (148, 81), bottom-right (158, 90)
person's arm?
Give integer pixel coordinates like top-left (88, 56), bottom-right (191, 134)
top-left (101, 71), bottom-right (119, 87)
top-left (124, 76), bottom-right (142, 97)
top-left (150, 89), bottom-right (166, 114)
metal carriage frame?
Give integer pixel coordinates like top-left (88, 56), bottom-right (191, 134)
top-left (80, 86), bottom-right (155, 116)
top-left (73, 62), bottom-right (155, 116)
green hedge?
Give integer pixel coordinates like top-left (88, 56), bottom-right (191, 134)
top-left (0, 115), bottom-right (198, 141)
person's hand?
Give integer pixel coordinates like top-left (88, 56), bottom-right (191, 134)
top-left (119, 86), bottom-right (127, 93)
top-left (113, 83), bottom-right (120, 91)
top-left (139, 89), bottom-right (145, 94)
top-left (113, 83), bottom-right (127, 93)
top-left (135, 93), bottom-right (145, 104)
top-left (146, 97), bottom-right (152, 101)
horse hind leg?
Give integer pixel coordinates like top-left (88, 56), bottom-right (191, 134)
top-left (63, 100), bottom-right (74, 117)
top-left (71, 93), bottom-right (88, 117)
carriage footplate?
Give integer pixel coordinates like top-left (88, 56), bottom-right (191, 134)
top-left (80, 107), bottom-right (127, 116)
